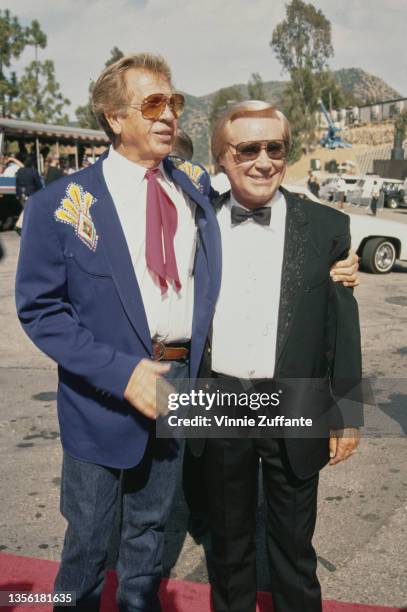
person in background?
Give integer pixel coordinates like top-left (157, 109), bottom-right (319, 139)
top-left (310, 174), bottom-right (320, 198)
top-left (67, 158), bottom-right (77, 174)
top-left (2, 155), bottom-right (24, 177)
top-left (15, 156), bottom-right (42, 202)
top-left (335, 174), bottom-right (346, 209)
top-left (45, 156), bottom-right (64, 185)
top-left (81, 157), bottom-right (92, 169)
top-left (307, 171), bottom-right (321, 198)
top-left (172, 128), bottom-right (194, 160)
top-left (14, 155), bottom-right (43, 235)
top-left (15, 156), bottom-right (43, 235)
top-left (370, 180), bottom-right (380, 216)
top-left (59, 157), bottom-right (76, 175)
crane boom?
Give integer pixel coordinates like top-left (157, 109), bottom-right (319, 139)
top-left (318, 98), bottom-right (352, 149)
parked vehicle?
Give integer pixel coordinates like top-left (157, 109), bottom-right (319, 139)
top-left (381, 181), bottom-right (406, 209)
top-left (349, 214), bottom-right (407, 273)
top-left (319, 174), bottom-right (361, 202)
top-left (348, 176), bottom-right (403, 208)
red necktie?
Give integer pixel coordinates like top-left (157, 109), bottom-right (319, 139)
top-left (145, 168), bottom-right (181, 294)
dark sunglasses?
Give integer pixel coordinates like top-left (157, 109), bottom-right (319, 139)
top-left (126, 93), bottom-right (185, 120)
top-left (228, 139), bottom-right (288, 163)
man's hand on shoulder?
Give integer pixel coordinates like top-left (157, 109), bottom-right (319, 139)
top-left (330, 249), bottom-right (359, 287)
top-left (329, 427), bottom-right (360, 465)
top-left (124, 359), bottom-right (174, 419)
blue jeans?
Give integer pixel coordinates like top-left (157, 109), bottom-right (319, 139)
top-left (53, 361), bottom-right (187, 611)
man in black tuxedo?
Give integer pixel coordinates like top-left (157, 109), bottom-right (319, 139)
top-left (200, 101), bottom-right (362, 612)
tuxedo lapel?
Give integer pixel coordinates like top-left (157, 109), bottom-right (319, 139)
top-left (275, 188), bottom-right (309, 368)
top-left (212, 189), bottom-right (231, 214)
top-left (89, 157), bottom-right (152, 353)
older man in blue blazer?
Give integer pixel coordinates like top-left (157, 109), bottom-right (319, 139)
top-left (15, 53), bottom-right (221, 611)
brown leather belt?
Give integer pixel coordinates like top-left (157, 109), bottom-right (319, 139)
top-left (152, 340), bottom-right (190, 361)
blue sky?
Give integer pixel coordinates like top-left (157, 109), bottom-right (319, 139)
top-left (2, 0), bottom-right (406, 117)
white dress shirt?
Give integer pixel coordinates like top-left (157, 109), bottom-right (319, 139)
top-left (103, 147), bottom-right (196, 342)
top-left (211, 190), bottom-right (287, 378)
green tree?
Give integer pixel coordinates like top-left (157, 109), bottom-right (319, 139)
top-left (270, 0), bottom-right (333, 74)
top-left (76, 97), bottom-right (99, 130)
top-left (6, 70), bottom-right (19, 112)
top-left (105, 46), bottom-right (124, 67)
top-left (282, 65), bottom-right (319, 155)
top-left (12, 60), bottom-right (70, 124)
top-left (393, 109), bottom-right (407, 153)
top-left (0, 9), bottom-right (28, 114)
top-left (282, 73), bottom-right (314, 161)
top-left (26, 19), bottom-right (47, 60)
top-left (207, 86), bottom-right (243, 168)
top-left (76, 47), bottom-right (124, 129)
top-left (248, 72), bottom-right (265, 100)
top-left (0, 13), bottom-right (62, 121)
top-left (209, 85), bottom-right (243, 130)
top-left (270, 0), bottom-right (335, 153)
top-left (25, 19), bottom-right (47, 116)
top-left (316, 70), bottom-right (344, 111)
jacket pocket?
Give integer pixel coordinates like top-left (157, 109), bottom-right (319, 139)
top-left (64, 251), bottom-right (112, 278)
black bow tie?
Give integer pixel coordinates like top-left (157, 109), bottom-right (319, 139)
top-left (231, 204), bottom-right (271, 226)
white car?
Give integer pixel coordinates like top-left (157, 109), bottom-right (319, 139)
top-left (284, 184), bottom-right (407, 273)
top-left (349, 213), bottom-right (407, 273)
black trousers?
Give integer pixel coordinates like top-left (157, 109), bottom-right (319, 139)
top-left (371, 197), bottom-right (378, 215)
top-left (203, 437), bottom-right (321, 612)
top-left (183, 442), bottom-right (208, 515)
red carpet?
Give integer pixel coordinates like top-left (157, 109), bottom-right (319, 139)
top-left (0, 551), bottom-right (403, 612)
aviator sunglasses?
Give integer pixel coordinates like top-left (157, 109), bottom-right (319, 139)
top-left (228, 139), bottom-right (288, 163)
top-left (126, 93), bottom-right (185, 120)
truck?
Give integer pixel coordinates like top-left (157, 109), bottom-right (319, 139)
top-left (348, 176), bottom-right (405, 209)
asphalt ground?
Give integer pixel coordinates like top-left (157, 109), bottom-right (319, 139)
top-left (0, 220), bottom-right (406, 608)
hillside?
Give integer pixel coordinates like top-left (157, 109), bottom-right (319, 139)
top-left (178, 68), bottom-right (402, 165)
top-left (334, 68), bottom-right (400, 104)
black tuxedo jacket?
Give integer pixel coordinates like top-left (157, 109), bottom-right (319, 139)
top-left (195, 187), bottom-right (363, 480)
